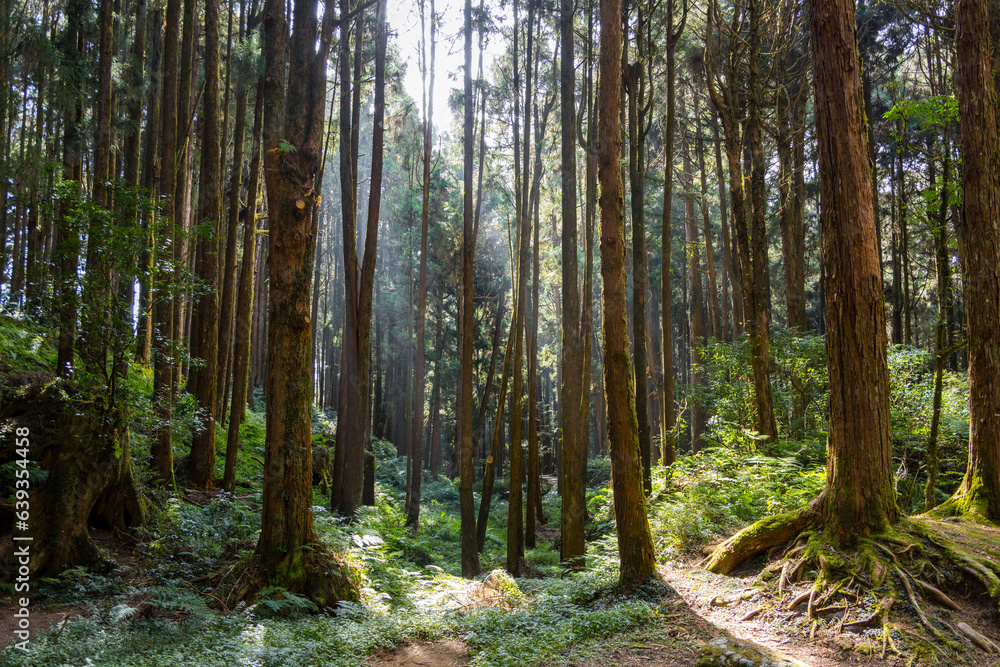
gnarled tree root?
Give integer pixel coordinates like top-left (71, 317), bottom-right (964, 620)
top-left (705, 511), bottom-right (1000, 662)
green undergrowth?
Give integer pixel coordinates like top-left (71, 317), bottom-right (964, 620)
top-left (2, 440), bottom-right (661, 667)
top-left (639, 443), bottom-right (826, 562)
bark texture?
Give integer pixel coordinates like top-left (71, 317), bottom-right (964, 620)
top-left (460, 0), bottom-right (481, 578)
top-left (950, 0), bottom-right (1000, 522)
top-left (255, 0), bottom-right (358, 605)
top-left (598, 0), bottom-right (658, 587)
top-left (810, 0), bottom-right (898, 542)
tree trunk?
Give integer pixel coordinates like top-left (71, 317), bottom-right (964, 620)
top-left (697, 120), bottom-right (722, 343)
top-left (598, 0), bottom-right (658, 587)
top-left (216, 35), bottom-right (249, 420)
top-left (744, 0), bottom-right (778, 443)
top-left (252, 0), bottom-right (361, 604)
top-left (925, 140), bottom-right (949, 513)
top-left (136, 8), bottom-right (163, 367)
top-left (526, 184), bottom-right (541, 547)
top-left (223, 80), bottom-right (264, 493)
top-left (560, 0), bottom-right (586, 567)
top-left (80, 0), bottom-right (115, 369)
top-left (627, 9), bottom-right (652, 494)
top-left (459, 0), bottom-right (481, 578)
top-left (332, 4), bottom-right (382, 518)
top-left (55, 0), bottom-right (85, 379)
top-left (506, 0), bottom-right (532, 577)
top-left (408, 0), bottom-right (435, 529)
top-left (714, 119), bottom-right (741, 337)
top-left (810, 0), bottom-right (898, 541)
top-left (659, 0), bottom-right (684, 466)
top-left (682, 107), bottom-right (706, 451)
top-left (189, 0), bottom-right (223, 488)
top-left (948, 0), bottom-right (1000, 522)
top-left (152, 0), bottom-right (183, 486)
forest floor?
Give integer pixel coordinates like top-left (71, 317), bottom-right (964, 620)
top-left (367, 552), bottom-right (1000, 667)
top-left (3, 482), bottom-right (1000, 667)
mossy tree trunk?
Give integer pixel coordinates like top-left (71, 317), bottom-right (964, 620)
top-left (598, 0), bottom-right (658, 588)
top-left (254, 0), bottom-right (363, 605)
top-left (3, 383), bottom-right (144, 577)
top-left (950, 0), bottom-right (1000, 523)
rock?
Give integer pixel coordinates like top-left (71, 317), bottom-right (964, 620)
top-left (696, 636), bottom-right (810, 667)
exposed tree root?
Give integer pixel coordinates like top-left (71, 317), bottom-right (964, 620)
top-left (705, 512), bottom-right (1000, 663)
top-left (703, 504), bottom-right (814, 574)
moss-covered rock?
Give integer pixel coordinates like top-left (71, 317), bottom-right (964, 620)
top-left (696, 635), bottom-right (805, 667)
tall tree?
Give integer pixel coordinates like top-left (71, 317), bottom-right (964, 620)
top-left (506, 0), bottom-right (533, 577)
top-left (80, 0), bottom-right (114, 368)
top-left (223, 81), bottom-right (265, 493)
top-left (945, 0), bottom-right (1000, 522)
top-left (216, 6), bottom-right (250, 421)
top-left (706, 0), bottom-right (776, 444)
top-left (331, 2), bottom-right (382, 517)
top-left (560, 0), bottom-right (586, 568)
top-left (253, 0), bottom-right (362, 602)
top-left (598, 0), bottom-right (658, 587)
top-left (706, 0), bottom-right (899, 574)
top-left (54, 0), bottom-right (86, 378)
top-left (743, 0), bottom-right (777, 443)
top-left (408, 0), bottom-right (436, 529)
top-left (626, 3), bottom-right (653, 493)
top-left (189, 0), bottom-right (223, 489)
top-left (151, 0), bottom-right (183, 486)
top-left (658, 0), bottom-right (686, 468)
top-left (682, 95), bottom-right (706, 451)
top-left (459, 0), bottom-right (482, 578)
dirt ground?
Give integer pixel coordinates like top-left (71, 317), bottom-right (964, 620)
top-left (367, 639), bottom-right (471, 667)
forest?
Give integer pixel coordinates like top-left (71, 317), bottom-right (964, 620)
top-left (1, 0), bottom-right (1000, 663)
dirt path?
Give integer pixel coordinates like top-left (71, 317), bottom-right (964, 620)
top-left (368, 639), bottom-right (470, 667)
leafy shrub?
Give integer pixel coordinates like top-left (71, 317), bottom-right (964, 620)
top-left (646, 446), bottom-right (825, 557)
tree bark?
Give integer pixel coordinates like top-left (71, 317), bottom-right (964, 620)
top-left (460, 0), bottom-right (481, 578)
top-left (332, 3), bottom-right (382, 518)
top-left (408, 0), bottom-right (435, 529)
top-left (189, 0), bottom-right (223, 488)
top-left (627, 7), bottom-right (652, 494)
top-left (598, 0), bottom-right (658, 587)
top-left (560, 0), bottom-right (586, 567)
top-left (949, 0), bottom-right (1000, 522)
top-left (254, 0), bottom-right (360, 605)
top-left (811, 0), bottom-right (898, 541)
top-left (223, 80), bottom-right (264, 493)
top-left (152, 0), bottom-right (183, 486)
top-left (744, 0), bottom-right (778, 443)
